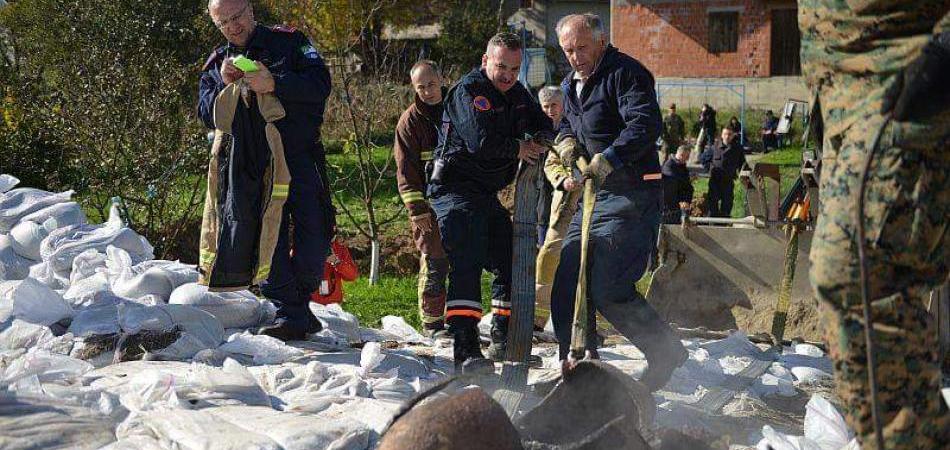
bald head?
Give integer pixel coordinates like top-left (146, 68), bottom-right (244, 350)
top-left (209, 0), bottom-right (255, 46)
top-left (410, 60), bottom-right (443, 105)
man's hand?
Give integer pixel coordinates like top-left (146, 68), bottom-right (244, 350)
top-left (562, 177), bottom-right (582, 192)
top-left (882, 32), bottom-right (950, 122)
top-left (679, 201), bottom-right (691, 210)
top-left (244, 62), bottom-right (275, 94)
top-left (410, 212), bottom-right (435, 235)
top-left (518, 140), bottom-right (544, 165)
top-left (220, 59), bottom-right (244, 85)
top-left (327, 253), bottom-right (341, 266)
top-left (582, 153), bottom-right (613, 188)
top-left (553, 134), bottom-right (580, 168)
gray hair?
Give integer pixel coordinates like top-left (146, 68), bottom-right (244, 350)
top-left (556, 13), bottom-right (605, 41)
top-left (410, 59), bottom-right (440, 77)
top-left (675, 145), bottom-right (691, 158)
top-left (538, 86), bottom-right (563, 104)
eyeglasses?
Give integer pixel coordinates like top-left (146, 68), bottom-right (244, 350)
top-left (213, 4), bottom-right (248, 29)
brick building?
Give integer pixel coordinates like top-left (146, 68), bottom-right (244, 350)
top-left (611, 0), bottom-right (801, 78)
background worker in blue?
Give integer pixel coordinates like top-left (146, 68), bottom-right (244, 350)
top-left (198, 0), bottom-right (333, 341)
top-left (549, 14), bottom-right (687, 391)
top-left (429, 32), bottom-right (552, 371)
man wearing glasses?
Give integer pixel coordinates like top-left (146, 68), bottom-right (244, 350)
top-left (197, 0), bottom-right (334, 342)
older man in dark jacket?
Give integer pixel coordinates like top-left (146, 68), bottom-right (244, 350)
top-left (549, 13), bottom-right (687, 391)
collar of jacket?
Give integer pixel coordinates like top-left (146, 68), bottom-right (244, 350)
top-left (470, 68), bottom-right (513, 100)
top-left (413, 86), bottom-right (447, 122)
top-left (568, 44), bottom-right (620, 86)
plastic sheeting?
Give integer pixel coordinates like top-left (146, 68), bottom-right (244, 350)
top-left (0, 234), bottom-right (32, 281)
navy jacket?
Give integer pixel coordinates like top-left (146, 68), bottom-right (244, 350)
top-left (558, 45), bottom-right (662, 190)
top-left (198, 24), bottom-right (331, 167)
top-left (711, 140), bottom-right (745, 178)
top-left (432, 68), bottom-right (553, 195)
top-left (661, 158), bottom-right (693, 211)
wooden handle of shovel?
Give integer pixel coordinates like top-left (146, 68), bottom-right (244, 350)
top-left (569, 156), bottom-right (595, 360)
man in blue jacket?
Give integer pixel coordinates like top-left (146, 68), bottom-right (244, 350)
top-left (429, 32), bottom-right (552, 371)
top-left (549, 14), bottom-right (687, 391)
top-left (198, 0), bottom-right (333, 341)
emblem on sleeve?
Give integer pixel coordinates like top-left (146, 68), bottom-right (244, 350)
top-left (473, 96), bottom-right (492, 112)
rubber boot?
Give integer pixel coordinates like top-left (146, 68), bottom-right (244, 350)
top-left (258, 318), bottom-right (308, 342)
top-left (640, 340), bottom-right (688, 391)
top-left (451, 323), bottom-right (493, 374)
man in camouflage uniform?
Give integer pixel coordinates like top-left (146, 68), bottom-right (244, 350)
top-left (661, 103), bottom-right (685, 163)
top-left (799, 1), bottom-right (950, 448)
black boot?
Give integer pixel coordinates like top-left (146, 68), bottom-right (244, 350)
top-left (641, 340), bottom-right (689, 391)
top-left (485, 314), bottom-right (509, 362)
top-left (451, 324), bottom-right (492, 374)
top-left (258, 319), bottom-right (308, 342)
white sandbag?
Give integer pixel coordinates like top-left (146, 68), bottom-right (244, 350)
top-left (0, 234), bottom-right (32, 281)
top-left (104, 247), bottom-right (196, 302)
top-left (359, 342), bottom-right (385, 376)
top-left (68, 303), bottom-right (121, 337)
top-left (20, 201), bottom-right (86, 230)
top-left (803, 394), bottom-right (853, 450)
top-left (1, 349), bottom-right (94, 386)
top-left (380, 315), bottom-right (429, 344)
top-left (122, 407), bottom-right (283, 450)
top-left (189, 358), bottom-right (272, 407)
top-left (69, 248), bottom-right (107, 285)
top-left (794, 343), bottom-right (825, 358)
top-left (117, 302), bottom-right (225, 360)
top-left (63, 272), bottom-right (114, 308)
top-left (0, 174), bottom-right (19, 193)
top-left (790, 366), bottom-right (833, 385)
top-left (0, 277), bottom-right (73, 325)
top-left (311, 302), bottom-right (361, 345)
top-left (0, 391), bottom-right (117, 450)
top-left (39, 208), bottom-right (153, 279)
top-left (171, 282), bottom-right (275, 329)
top-left (0, 319), bottom-right (54, 350)
top-left (27, 260), bottom-right (67, 289)
top-left (9, 219), bottom-right (50, 260)
top-left (218, 331), bottom-right (304, 365)
top-left (0, 188), bottom-right (73, 233)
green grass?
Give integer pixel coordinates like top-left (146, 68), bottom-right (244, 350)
top-left (694, 144), bottom-right (803, 218)
top-left (342, 272), bottom-right (500, 329)
top-left (326, 145), bottom-right (407, 237)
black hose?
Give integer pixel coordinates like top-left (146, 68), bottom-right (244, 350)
top-left (855, 114), bottom-right (891, 450)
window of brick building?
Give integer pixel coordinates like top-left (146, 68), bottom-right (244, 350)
top-left (708, 11), bottom-right (739, 53)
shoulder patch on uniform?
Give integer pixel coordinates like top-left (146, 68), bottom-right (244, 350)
top-left (300, 44), bottom-right (320, 59)
top-left (201, 48), bottom-right (224, 72)
top-left (473, 96), bottom-right (492, 112)
top-left (271, 24), bottom-right (297, 33)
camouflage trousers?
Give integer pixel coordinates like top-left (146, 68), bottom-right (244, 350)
top-left (810, 106), bottom-right (950, 449)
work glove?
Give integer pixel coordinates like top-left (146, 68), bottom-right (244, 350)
top-left (882, 32), bottom-right (950, 122)
top-left (553, 133), bottom-right (581, 169)
top-left (582, 153), bottom-right (614, 188)
top-left (410, 211), bottom-right (435, 235)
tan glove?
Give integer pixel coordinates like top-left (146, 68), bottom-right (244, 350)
top-left (553, 134), bottom-right (581, 169)
top-left (582, 153), bottom-right (614, 188)
top-left (410, 212), bottom-right (435, 235)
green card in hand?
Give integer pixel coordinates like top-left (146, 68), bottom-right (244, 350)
top-left (232, 55), bottom-right (259, 72)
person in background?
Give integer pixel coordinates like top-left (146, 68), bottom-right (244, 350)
top-left (727, 116), bottom-right (743, 146)
top-left (761, 110), bottom-right (779, 152)
top-left (706, 127), bottom-right (745, 218)
top-left (311, 238), bottom-right (358, 305)
top-left (698, 103), bottom-right (717, 149)
top-left (661, 145), bottom-right (693, 224)
top-left (661, 103), bottom-right (686, 162)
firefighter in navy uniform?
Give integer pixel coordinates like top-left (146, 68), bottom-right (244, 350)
top-left (429, 32), bottom-right (553, 371)
top-left (198, 0), bottom-right (333, 341)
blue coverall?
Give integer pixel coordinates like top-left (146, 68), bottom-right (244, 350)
top-left (550, 45), bottom-right (687, 391)
top-left (198, 24), bottom-right (333, 334)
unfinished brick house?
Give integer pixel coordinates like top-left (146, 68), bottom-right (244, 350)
top-left (610, 0), bottom-right (806, 109)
